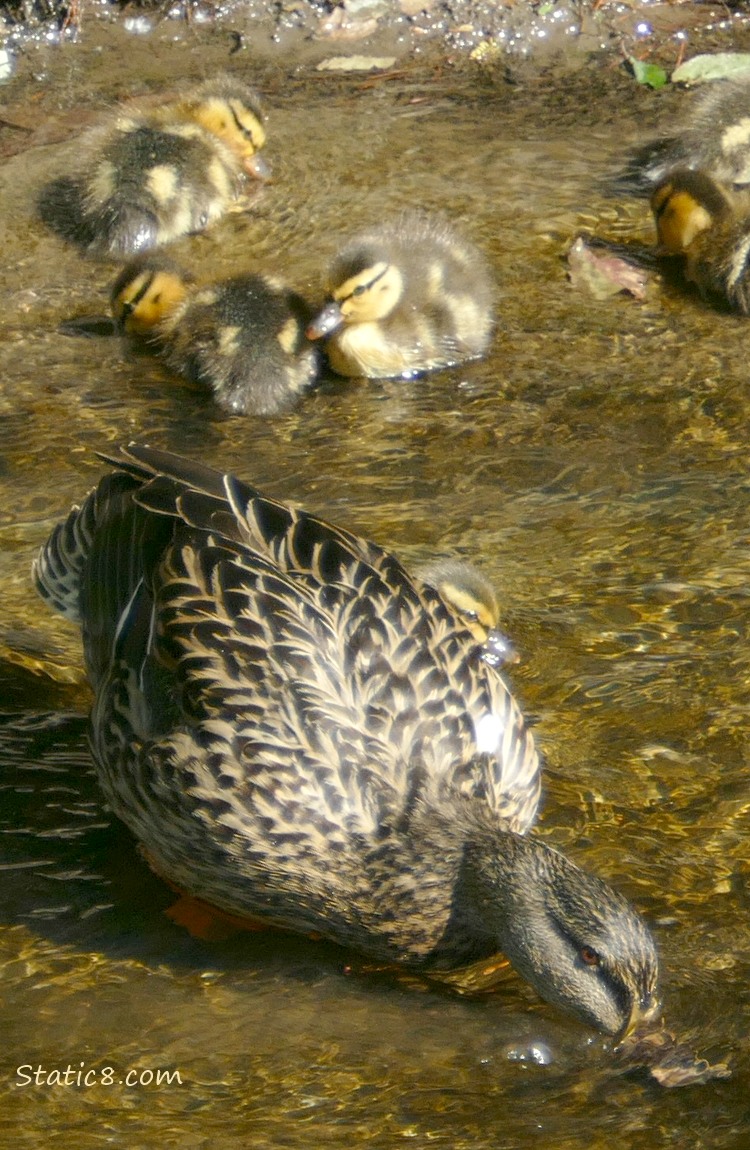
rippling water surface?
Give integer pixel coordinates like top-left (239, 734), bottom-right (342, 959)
top-left (1, 23), bottom-right (748, 1148)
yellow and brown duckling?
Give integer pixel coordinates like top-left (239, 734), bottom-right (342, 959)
top-left (416, 559), bottom-right (519, 667)
top-left (111, 257), bottom-right (318, 416)
top-left (306, 212), bottom-right (495, 379)
top-left (34, 443), bottom-right (659, 1034)
top-left (39, 77), bottom-right (268, 257)
top-left (617, 76), bottom-right (750, 195)
top-left (651, 167), bottom-right (750, 313)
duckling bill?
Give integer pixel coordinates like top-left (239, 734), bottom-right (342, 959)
top-left (38, 77), bottom-right (269, 257)
top-left (307, 212), bottom-right (495, 379)
top-left (34, 444), bottom-right (659, 1034)
top-left (111, 257), bottom-right (318, 416)
top-left (416, 558), bottom-right (519, 666)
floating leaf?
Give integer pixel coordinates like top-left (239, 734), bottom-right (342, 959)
top-left (567, 236), bottom-right (650, 301)
top-left (628, 57), bottom-right (669, 90)
top-left (672, 52), bottom-right (750, 86)
top-left (616, 1023), bottom-right (732, 1089)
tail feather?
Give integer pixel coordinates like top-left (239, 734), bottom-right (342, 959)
top-left (32, 485), bottom-right (101, 624)
top-left (37, 178), bottom-right (159, 256)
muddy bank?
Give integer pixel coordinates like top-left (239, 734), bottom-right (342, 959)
top-left (2, 0), bottom-right (750, 78)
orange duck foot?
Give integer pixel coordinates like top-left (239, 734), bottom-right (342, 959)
top-left (137, 844), bottom-right (323, 942)
top-left (164, 893), bottom-right (274, 941)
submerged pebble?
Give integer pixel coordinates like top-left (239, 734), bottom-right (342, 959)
top-left (505, 1042), bottom-right (554, 1067)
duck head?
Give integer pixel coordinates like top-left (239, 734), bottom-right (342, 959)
top-left (111, 258), bottom-right (191, 337)
top-left (462, 829), bottom-right (659, 1035)
top-left (307, 252), bottom-right (405, 339)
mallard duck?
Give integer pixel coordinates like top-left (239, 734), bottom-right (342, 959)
top-left (33, 445), bottom-right (659, 1034)
top-left (651, 167), bottom-right (750, 313)
top-left (416, 559), bottom-right (518, 667)
top-left (616, 76), bottom-right (750, 195)
top-left (110, 257), bottom-right (318, 415)
top-left (306, 213), bottom-right (495, 379)
top-left (38, 77), bottom-right (268, 257)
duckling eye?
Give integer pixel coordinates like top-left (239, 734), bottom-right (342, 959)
top-left (352, 284), bottom-right (367, 297)
top-left (580, 946), bottom-right (601, 967)
top-left (229, 105), bottom-right (257, 145)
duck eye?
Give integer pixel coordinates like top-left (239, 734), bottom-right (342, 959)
top-left (580, 946), bottom-right (600, 967)
top-left (352, 284), bottom-right (367, 297)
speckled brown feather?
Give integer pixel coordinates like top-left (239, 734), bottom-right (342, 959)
top-left (33, 445), bottom-right (540, 963)
top-left (33, 447), bottom-right (661, 1032)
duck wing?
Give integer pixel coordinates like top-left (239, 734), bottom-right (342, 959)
top-left (34, 445), bottom-right (540, 847)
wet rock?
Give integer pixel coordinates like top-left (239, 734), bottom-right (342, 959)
top-left (398, 0), bottom-right (435, 15)
top-left (344, 0), bottom-right (390, 15)
top-left (314, 6), bottom-right (380, 40)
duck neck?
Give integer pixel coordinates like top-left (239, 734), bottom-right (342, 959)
top-left (361, 807), bottom-right (529, 972)
top-left (427, 821), bottom-right (533, 969)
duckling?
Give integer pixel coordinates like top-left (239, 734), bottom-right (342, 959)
top-left (111, 257), bottom-right (318, 416)
top-left (651, 167), bottom-right (750, 313)
top-left (38, 77), bottom-right (268, 257)
top-left (416, 559), bottom-right (519, 667)
top-left (616, 76), bottom-right (750, 195)
top-left (306, 212), bottom-right (495, 379)
top-left (34, 443), bottom-right (659, 1034)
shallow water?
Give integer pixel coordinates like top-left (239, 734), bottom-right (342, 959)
top-left (1, 23), bottom-right (749, 1148)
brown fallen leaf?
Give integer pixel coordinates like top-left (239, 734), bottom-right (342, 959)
top-left (567, 234), bottom-right (651, 302)
top-left (616, 1022), bottom-right (731, 1088)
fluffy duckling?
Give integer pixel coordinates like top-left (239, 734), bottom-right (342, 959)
top-left (416, 559), bottom-right (519, 667)
top-left (111, 257), bottom-right (318, 415)
top-left (651, 168), bottom-right (750, 313)
top-left (34, 443), bottom-right (659, 1034)
top-left (306, 212), bottom-right (495, 379)
top-left (39, 77), bottom-right (268, 257)
top-left (617, 77), bottom-right (750, 194)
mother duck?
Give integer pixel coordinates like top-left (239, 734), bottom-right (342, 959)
top-left (34, 445), bottom-right (658, 1034)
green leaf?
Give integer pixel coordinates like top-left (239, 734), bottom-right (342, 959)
top-left (628, 57), bottom-right (669, 90)
top-left (671, 52), bottom-right (750, 85)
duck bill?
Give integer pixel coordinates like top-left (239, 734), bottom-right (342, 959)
top-left (306, 300), bottom-right (345, 341)
top-left (244, 154), bottom-right (272, 181)
top-left (483, 628), bottom-right (520, 667)
top-left (58, 314), bottom-right (119, 338)
top-left (618, 993), bottom-right (661, 1040)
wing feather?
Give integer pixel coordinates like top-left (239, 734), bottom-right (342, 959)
top-left (37, 444), bottom-right (541, 853)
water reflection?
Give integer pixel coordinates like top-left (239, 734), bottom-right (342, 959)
top-left (0, 25), bottom-right (749, 1146)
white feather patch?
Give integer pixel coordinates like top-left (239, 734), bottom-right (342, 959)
top-left (473, 711), bottom-right (503, 754)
